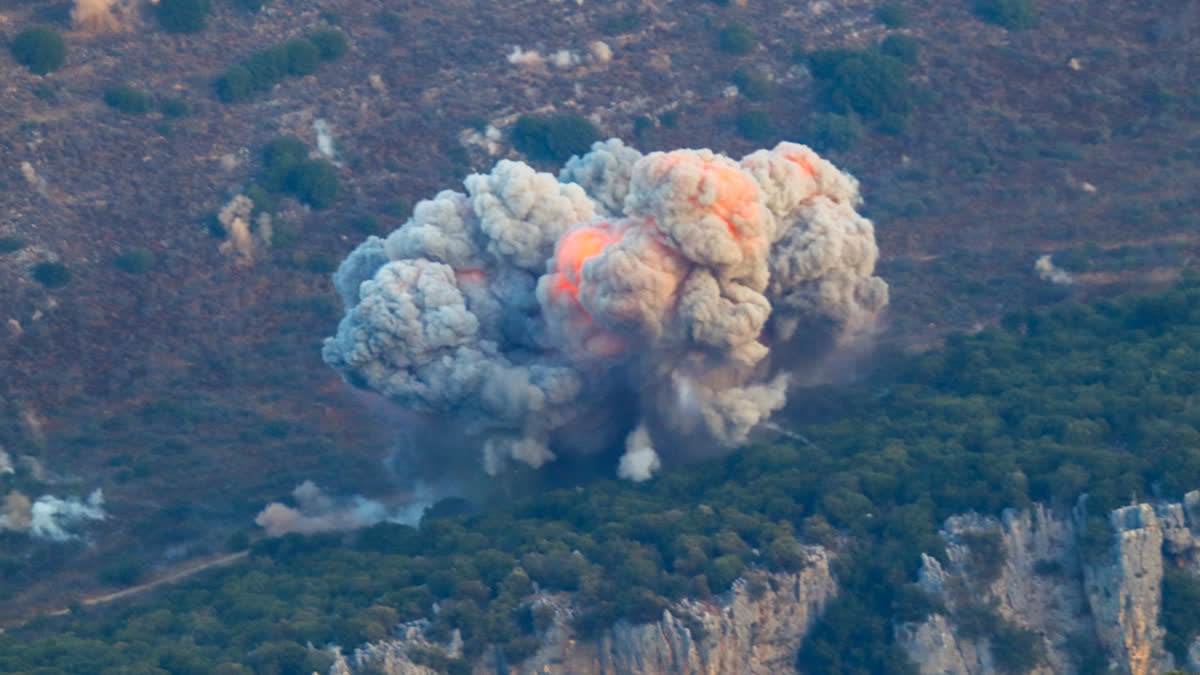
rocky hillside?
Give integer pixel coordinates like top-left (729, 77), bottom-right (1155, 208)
top-left (332, 493), bottom-right (1200, 675)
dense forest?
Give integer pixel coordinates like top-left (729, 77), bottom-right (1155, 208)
top-left (2, 272), bottom-right (1198, 674)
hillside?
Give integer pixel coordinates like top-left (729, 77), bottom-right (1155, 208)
top-left (0, 0), bottom-right (1198, 665)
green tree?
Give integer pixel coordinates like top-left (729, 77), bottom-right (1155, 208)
top-left (156, 0), bottom-right (211, 33)
top-left (10, 27), bottom-right (66, 75)
top-left (104, 85), bottom-right (153, 114)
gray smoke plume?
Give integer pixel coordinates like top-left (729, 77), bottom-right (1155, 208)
top-left (0, 489), bottom-right (106, 541)
top-left (324, 140), bottom-right (887, 481)
top-left (255, 480), bottom-right (429, 537)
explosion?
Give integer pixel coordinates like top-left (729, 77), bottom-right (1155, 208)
top-left (324, 139), bottom-right (887, 481)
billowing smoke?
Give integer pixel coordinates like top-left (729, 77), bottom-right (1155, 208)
top-left (72, 0), bottom-right (133, 32)
top-left (324, 140), bottom-right (887, 481)
top-left (0, 489), bottom-right (106, 541)
top-left (1035, 254), bottom-right (1074, 285)
top-left (255, 480), bottom-right (429, 537)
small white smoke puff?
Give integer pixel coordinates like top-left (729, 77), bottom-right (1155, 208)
top-left (325, 139), bottom-right (888, 481)
top-left (255, 480), bottom-right (427, 537)
top-left (1035, 254), bottom-right (1074, 285)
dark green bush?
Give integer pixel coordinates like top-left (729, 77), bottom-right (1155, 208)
top-left (10, 27), bottom-right (66, 75)
top-left (114, 248), bottom-right (156, 274)
top-left (991, 622), bottom-right (1044, 673)
top-left (881, 34), bottom-right (920, 66)
top-left (98, 555), bottom-right (144, 586)
top-left (0, 235), bottom-right (26, 253)
top-left (309, 28), bottom-right (348, 61)
top-left (808, 48), bottom-right (914, 120)
top-left (511, 113), bottom-right (601, 163)
top-left (971, 0), bottom-right (1038, 30)
top-left (718, 23), bottom-right (755, 55)
top-left (1163, 568), bottom-right (1200, 663)
top-left (731, 68), bottom-right (773, 101)
top-left (158, 96), bottom-right (191, 118)
top-left (289, 159), bottom-right (341, 209)
top-left (602, 12), bottom-right (641, 35)
top-left (155, 0), bottom-right (211, 34)
top-left (103, 85), bottom-right (152, 114)
top-left (875, 3), bottom-right (909, 28)
top-left (283, 39), bottom-right (320, 76)
top-left (32, 261), bottom-right (71, 287)
top-left (216, 66), bottom-right (255, 103)
top-left (735, 109), bottom-right (775, 143)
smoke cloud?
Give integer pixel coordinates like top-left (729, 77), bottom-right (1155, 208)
top-left (1035, 254), bottom-right (1074, 285)
top-left (255, 480), bottom-right (428, 537)
top-left (324, 140), bottom-right (888, 482)
top-left (1, 489), bottom-right (106, 541)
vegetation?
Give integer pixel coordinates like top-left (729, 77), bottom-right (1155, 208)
top-left (731, 68), bottom-right (773, 102)
top-left (258, 136), bottom-right (341, 210)
top-left (806, 44), bottom-right (918, 130)
top-left (32, 261), bottom-right (71, 287)
top-left (718, 23), bottom-right (756, 55)
top-left (114, 248), bottom-right (157, 274)
top-left (0, 235), bottom-right (27, 253)
top-left (159, 96), bottom-right (192, 118)
top-left (511, 113), bottom-right (601, 163)
top-left (155, 0), bottom-right (212, 34)
top-left (971, 0), bottom-right (1038, 31)
top-left (216, 30), bottom-right (348, 103)
top-left (875, 2), bottom-right (910, 28)
top-left (2, 274), bottom-right (1199, 672)
top-left (735, 109), bottom-right (775, 143)
top-left (1163, 568), bottom-right (1200, 662)
top-left (103, 85), bottom-right (153, 114)
top-left (9, 26), bottom-right (66, 75)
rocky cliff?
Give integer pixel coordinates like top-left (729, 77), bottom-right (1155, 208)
top-left (331, 544), bottom-right (836, 675)
top-left (332, 494), bottom-right (1200, 675)
top-left (897, 492), bottom-right (1200, 675)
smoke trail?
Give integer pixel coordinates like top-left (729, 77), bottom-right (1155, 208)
top-left (324, 139), bottom-right (887, 481)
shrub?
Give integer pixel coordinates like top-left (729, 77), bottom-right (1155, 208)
top-left (114, 248), bottom-right (156, 274)
top-left (718, 23), bottom-right (755, 55)
top-left (32, 261), bottom-right (71, 287)
top-left (0, 235), bottom-right (27, 253)
top-left (309, 28), bottom-right (349, 62)
top-left (511, 113), bottom-right (601, 163)
top-left (808, 48), bottom-right (913, 120)
top-left (735, 109), bottom-right (775, 143)
top-left (159, 96), bottom-right (191, 118)
top-left (283, 39), bottom-right (320, 76)
top-left (103, 85), bottom-right (152, 114)
top-left (98, 555), bottom-right (143, 586)
top-left (881, 34), bottom-right (920, 66)
top-left (875, 2), bottom-right (909, 28)
top-left (155, 0), bottom-right (211, 34)
top-left (731, 68), bottom-right (773, 101)
top-left (971, 0), bottom-right (1038, 30)
top-left (10, 27), bottom-right (66, 75)
top-left (216, 66), bottom-right (255, 103)
top-left (991, 622), bottom-right (1044, 673)
top-left (289, 159), bottom-right (341, 209)
top-left (1163, 568), bottom-right (1200, 663)
top-left (602, 12), bottom-right (641, 35)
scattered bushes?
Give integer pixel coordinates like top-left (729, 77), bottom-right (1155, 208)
top-left (971, 0), bottom-right (1038, 30)
top-left (718, 23), bottom-right (756, 55)
top-left (810, 113), bottom-right (865, 152)
top-left (511, 113), bottom-right (601, 163)
top-left (10, 27), bottom-right (66, 75)
top-left (216, 30), bottom-right (348, 103)
top-left (155, 0), bottom-right (211, 34)
top-left (103, 85), bottom-right (153, 114)
top-left (1163, 568), bottom-right (1200, 663)
top-left (32, 261), bottom-right (71, 287)
top-left (804, 39), bottom-right (920, 137)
